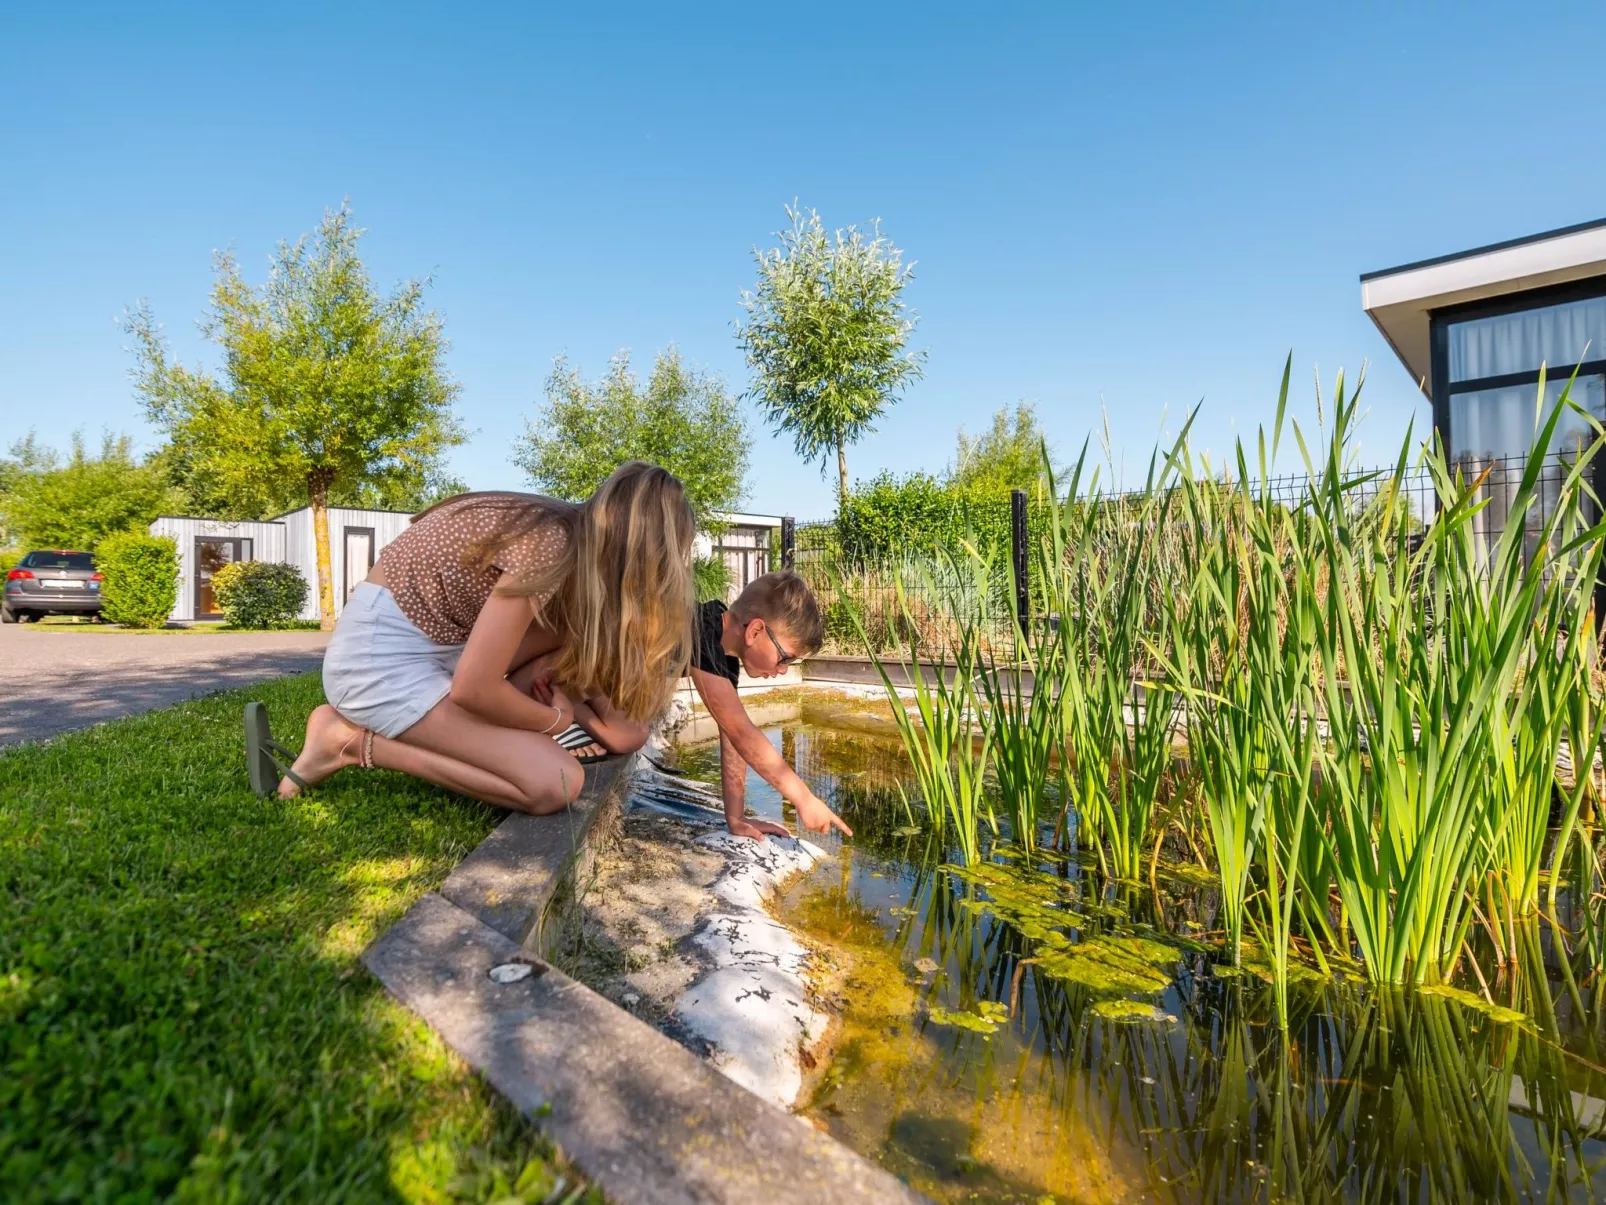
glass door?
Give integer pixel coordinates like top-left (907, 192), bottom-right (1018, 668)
top-left (343, 527), bottom-right (375, 603)
top-left (195, 538), bottom-right (250, 618)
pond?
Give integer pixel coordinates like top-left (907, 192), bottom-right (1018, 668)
top-left (673, 719), bottom-right (1606, 1205)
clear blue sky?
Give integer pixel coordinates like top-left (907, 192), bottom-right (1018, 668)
top-left (3, 2), bottom-right (1603, 519)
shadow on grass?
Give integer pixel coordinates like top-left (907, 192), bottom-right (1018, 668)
top-left (0, 671), bottom-right (596, 1204)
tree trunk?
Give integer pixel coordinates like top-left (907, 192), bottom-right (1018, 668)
top-left (837, 441), bottom-right (848, 513)
top-left (309, 468), bottom-right (336, 632)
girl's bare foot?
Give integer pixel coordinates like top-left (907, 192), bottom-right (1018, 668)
top-left (568, 740), bottom-right (608, 761)
top-left (278, 704), bottom-right (362, 798)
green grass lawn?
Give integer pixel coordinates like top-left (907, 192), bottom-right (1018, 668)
top-left (0, 672), bottom-right (597, 1204)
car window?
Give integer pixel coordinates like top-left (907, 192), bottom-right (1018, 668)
top-left (21, 552), bottom-right (95, 571)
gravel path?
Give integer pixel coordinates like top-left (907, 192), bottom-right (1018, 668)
top-left (0, 622), bottom-right (329, 747)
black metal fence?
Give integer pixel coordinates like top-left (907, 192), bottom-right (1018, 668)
top-left (783, 453), bottom-right (1595, 661)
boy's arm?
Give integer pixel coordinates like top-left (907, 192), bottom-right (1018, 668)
top-left (720, 731), bottom-right (790, 841)
top-left (690, 666), bottom-right (853, 838)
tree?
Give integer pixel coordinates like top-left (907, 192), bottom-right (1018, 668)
top-left (128, 204), bottom-right (464, 628)
top-left (736, 205), bottom-right (925, 511)
top-left (0, 435), bottom-right (52, 548)
top-left (511, 348), bottom-right (749, 525)
top-left (952, 402), bottom-right (1060, 497)
top-left (0, 432), bottom-right (175, 551)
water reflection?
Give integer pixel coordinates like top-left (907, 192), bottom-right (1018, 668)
top-left (676, 723), bottom-right (1606, 1203)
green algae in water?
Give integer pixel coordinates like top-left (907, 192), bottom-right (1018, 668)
top-left (1031, 934), bottom-right (1179, 995)
top-left (1090, 998), bottom-right (1172, 1023)
top-left (1417, 983), bottom-right (1533, 1028)
top-left (927, 999), bottom-right (1010, 1035)
top-left (943, 860), bottom-right (1086, 947)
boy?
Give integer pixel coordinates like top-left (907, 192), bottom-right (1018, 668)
top-left (688, 570), bottom-right (853, 842)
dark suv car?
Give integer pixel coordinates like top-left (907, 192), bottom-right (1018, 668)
top-left (3, 550), bottom-right (104, 623)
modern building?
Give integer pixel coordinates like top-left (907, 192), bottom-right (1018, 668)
top-left (1362, 217), bottom-right (1606, 464)
top-left (149, 505), bottom-right (412, 623)
top-left (695, 513), bottom-right (786, 600)
top-left (153, 505), bottom-right (789, 622)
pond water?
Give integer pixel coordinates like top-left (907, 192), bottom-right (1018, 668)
top-left (674, 720), bottom-right (1606, 1205)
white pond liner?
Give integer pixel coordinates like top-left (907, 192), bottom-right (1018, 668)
top-left (670, 830), bottom-right (830, 1109)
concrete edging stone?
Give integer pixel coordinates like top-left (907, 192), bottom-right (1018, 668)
top-left (363, 751), bottom-right (927, 1205)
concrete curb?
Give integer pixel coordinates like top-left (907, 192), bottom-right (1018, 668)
top-left (363, 753), bottom-right (928, 1204)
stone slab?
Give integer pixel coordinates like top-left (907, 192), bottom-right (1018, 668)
top-left (364, 891), bottom-right (928, 1205)
top-left (439, 754), bottom-right (632, 947)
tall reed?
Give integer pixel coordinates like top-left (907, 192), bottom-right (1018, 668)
top-left (1038, 450), bottom-right (1180, 880)
top-left (854, 563), bottom-right (994, 865)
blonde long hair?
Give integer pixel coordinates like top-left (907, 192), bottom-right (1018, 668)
top-left (417, 463), bottom-right (696, 723)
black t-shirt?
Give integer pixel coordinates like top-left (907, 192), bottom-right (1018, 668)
top-left (694, 599), bottom-right (740, 686)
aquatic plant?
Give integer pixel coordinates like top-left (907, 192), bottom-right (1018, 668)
top-left (1036, 447), bottom-right (1180, 881)
top-left (854, 563), bottom-right (994, 864)
top-left (1307, 377), bottom-right (1606, 984)
top-left (968, 543), bottom-right (1062, 854)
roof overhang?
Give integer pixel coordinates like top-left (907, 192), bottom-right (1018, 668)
top-left (1361, 217), bottom-right (1606, 397)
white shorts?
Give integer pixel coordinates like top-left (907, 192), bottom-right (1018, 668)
top-left (323, 583), bottom-right (465, 738)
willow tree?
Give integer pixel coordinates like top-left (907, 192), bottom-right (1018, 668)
top-left (127, 205), bottom-right (462, 628)
top-left (736, 205), bottom-right (925, 510)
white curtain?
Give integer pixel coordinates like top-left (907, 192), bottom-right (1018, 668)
top-left (1450, 374), bottom-right (1605, 460)
top-left (1448, 295), bottom-right (1606, 382)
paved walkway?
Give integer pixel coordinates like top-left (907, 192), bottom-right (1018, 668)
top-left (0, 622), bottom-right (329, 747)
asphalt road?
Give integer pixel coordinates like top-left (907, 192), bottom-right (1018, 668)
top-left (0, 621), bottom-right (329, 747)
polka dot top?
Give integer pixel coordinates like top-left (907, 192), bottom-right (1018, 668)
top-left (380, 495), bottom-right (570, 645)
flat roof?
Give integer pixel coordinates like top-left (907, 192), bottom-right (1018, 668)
top-left (1361, 217), bottom-right (1606, 396)
top-left (1361, 216), bottom-right (1606, 282)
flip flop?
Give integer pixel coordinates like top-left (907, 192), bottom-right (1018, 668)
top-left (554, 723), bottom-right (612, 765)
top-left (245, 701), bottom-right (309, 798)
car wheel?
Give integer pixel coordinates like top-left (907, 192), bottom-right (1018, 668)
top-left (0, 606), bottom-right (14, 624)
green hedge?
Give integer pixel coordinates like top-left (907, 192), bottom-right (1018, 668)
top-left (823, 472), bottom-right (1053, 565)
top-left (96, 532), bottom-right (179, 628)
top-left (212, 561), bottom-right (309, 629)
top-left (0, 549), bottom-right (22, 577)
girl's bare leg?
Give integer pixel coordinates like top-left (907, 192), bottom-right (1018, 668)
top-left (279, 701), bottom-right (579, 814)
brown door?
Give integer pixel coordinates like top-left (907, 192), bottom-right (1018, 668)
top-left (195, 538), bottom-right (251, 618)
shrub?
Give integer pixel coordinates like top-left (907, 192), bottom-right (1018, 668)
top-left (693, 554), bottom-right (732, 605)
top-left (96, 531), bottom-right (179, 628)
top-left (0, 548), bottom-right (22, 577)
top-left (834, 471), bottom-right (1053, 564)
top-left (212, 560), bottom-right (309, 629)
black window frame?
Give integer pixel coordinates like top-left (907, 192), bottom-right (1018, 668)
top-left (1428, 274), bottom-right (1606, 451)
top-left (343, 526), bottom-right (376, 604)
top-left (1428, 274), bottom-right (1606, 624)
top-left (194, 537), bottom-right (253, 618)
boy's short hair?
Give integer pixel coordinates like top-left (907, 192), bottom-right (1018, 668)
top-left (730, 570), bottom-right (823, 657)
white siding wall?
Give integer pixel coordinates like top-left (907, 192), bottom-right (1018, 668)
top-left (150, 509), bottom-right (411, 623)
top-left (282, 507), bottom-right (413, 621)
top-left (147, 517), bottom-right (288, 622)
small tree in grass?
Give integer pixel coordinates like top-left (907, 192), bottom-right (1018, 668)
top-left (96, 531), bottom-right (179, 628)
top-left (736, 205), bottom-right (925, 512)
top-left (128, 204), bottom-right (464, 629)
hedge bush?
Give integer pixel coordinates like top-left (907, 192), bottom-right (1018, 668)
top-left (827, 472), bottom-right (1053, 565)
top-left (0, 549), bottom-right (22, 577)
top-left (96, 532), bottom-right (179, 628)
top-left (212, 560), bottom-right (309, 629)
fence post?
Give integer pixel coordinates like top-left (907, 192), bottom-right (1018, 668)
top-left (1010, 489), bottom-right (1029, 636)
top-left (780, 516), bottom-right (795, 570)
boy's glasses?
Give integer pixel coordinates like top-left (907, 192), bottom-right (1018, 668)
top-left (761, 623), bottom-right (794, 666)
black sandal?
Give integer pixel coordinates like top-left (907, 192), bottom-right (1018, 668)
top-left (244, 702), bottom-right (310, 797)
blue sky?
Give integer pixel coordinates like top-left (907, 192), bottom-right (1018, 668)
top-left (3, 2), bottom-right (1603, 519)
